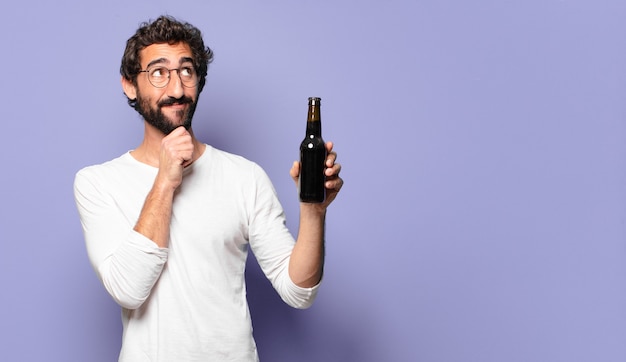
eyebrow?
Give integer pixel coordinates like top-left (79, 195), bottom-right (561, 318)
top-left (146, 57), bottom-right (195, 69)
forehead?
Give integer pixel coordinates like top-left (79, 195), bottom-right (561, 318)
top-left (140, 42), bottom-right (193, 67)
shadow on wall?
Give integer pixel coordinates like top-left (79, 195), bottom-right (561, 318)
top-left (245, 254), bottom-right (367, 362)
top-left (245, 255), bottom-right (304, 360)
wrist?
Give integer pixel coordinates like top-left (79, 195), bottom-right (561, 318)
top-left (154, 171), bottom-right (182, 193)
top-left (300, 202), bottom-right (327, 218)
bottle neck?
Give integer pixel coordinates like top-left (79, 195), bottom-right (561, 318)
top-left (306, 101), bottom-right (322, 136)
top-left (306, 119), bottom-right (321, 137)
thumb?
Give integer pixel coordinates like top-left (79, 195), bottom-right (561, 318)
top-left (290, 161), bottom-right (300, 183)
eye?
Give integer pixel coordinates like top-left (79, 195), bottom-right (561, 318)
top-left (150, 67), bottom-right (167, 78)
top-left (180, 66), bottom-right (195, 77)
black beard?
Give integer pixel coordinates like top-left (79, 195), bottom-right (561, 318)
top-left (136, 93), bottom-right (197, 135)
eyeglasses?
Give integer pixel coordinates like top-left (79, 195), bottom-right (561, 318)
top-left (138, 65), bottom-right (198, 88)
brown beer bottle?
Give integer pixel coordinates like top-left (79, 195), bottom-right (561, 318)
top-left (299, 97), bottom-right (327, 203)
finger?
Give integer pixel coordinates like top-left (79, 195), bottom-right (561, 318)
top-left (162, 129), bottom-right (191, 151)
top-left (326, 151), bottom-right (337, 167)
top-left (325, 141), bottom-right (334, 153)
top-left (325, 162), bottom-right (341, 176)
top-left (289, 161), bottom-right (300, 181)
top-left (326, 176), bottom-right (344, 191)
top-left (173, 125), bottom-right (189, 135)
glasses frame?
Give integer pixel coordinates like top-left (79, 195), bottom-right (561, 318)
top-left (138, 65), bottom-right (199, 89)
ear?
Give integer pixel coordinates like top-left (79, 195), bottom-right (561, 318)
top-left (121, 76), bottom-right (137, 100)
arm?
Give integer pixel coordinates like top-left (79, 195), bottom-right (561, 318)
top-left (74, 169), bottom-right (169, 309)
top-left (74, 127), bottom-right (194, 309)
top-left (134, 126), bottom-right (194, 248)
top-left (288, 141), bottom-right (343, 287)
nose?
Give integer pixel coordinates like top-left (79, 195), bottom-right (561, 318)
top-left (165, 69), bottom-right (184, 99)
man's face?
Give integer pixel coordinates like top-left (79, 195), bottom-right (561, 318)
top-left (133, 42), bottom-right (199, 135)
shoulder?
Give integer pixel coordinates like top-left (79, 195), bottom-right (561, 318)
top-left (76, 152), bottom-right (129, 174)
top-left (74, 152), bottom-right (140, 189)
top-left (199, 145), bottom-right (273, 188)
top-left (204, 145), bottom-right (252, 164)
top-left (202, 145), bottom-right (264, 173)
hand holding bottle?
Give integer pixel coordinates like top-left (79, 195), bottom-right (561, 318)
top-left (292, 141), bottom-right (343, 208)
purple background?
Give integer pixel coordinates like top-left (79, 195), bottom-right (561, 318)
top-left (2, 1), bottom-right (626, 361)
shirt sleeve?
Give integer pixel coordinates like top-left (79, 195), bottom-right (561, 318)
top-left (247, 164), bottom-right (320, 309)
top-left (74, 167), bottom-right (168, 310)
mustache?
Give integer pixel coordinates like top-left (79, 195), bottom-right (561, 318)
top-left (158, 96), bottom-right (193, 107)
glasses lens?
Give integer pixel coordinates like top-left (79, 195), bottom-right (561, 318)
top-left (149, 67), bottom-right (169, 88)
top-left (145, 66), bottom-right (198, 88)
top-left (180, 66), bottom-right (197, 88)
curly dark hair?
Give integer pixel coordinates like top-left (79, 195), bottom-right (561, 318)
top-left (120, 15), bottom-right (214, 109)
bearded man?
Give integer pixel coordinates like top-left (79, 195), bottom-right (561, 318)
top-left (74, 15), bottom-right (343, 361)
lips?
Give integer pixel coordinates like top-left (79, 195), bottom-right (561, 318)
top-left (162, 102), bottom-right (187, 109)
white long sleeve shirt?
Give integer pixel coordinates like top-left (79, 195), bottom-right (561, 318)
top-left (74, 145), bottom-right (319, 362)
